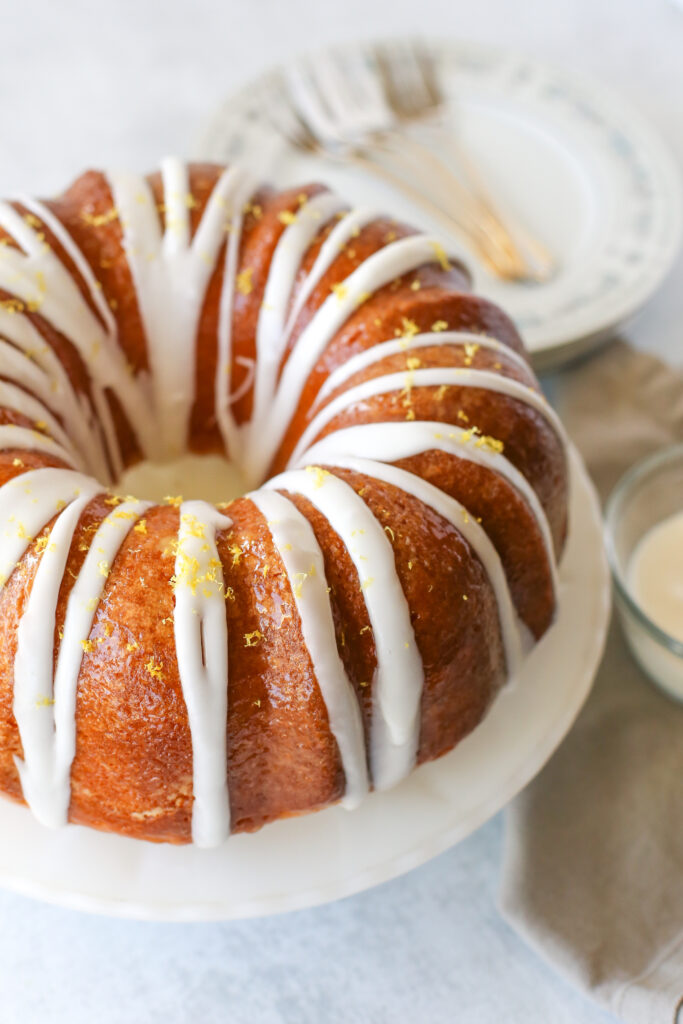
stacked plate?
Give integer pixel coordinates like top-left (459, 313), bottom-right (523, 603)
top-left (197, 39), bottom-right (682, 372)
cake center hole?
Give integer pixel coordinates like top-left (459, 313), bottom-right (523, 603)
top-left (115, 453), bottom-right (251, 505)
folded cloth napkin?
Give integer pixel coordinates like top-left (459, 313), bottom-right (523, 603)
top-left (499, 340), bottom-right (683, 1024)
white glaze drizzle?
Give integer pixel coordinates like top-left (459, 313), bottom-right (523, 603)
top-left (0, 197), bottom-right (154, 478)
top-left (0, 424), bottom-right (77, 466)
top-left (0, 468), bottom-right (98, 585)
top-left (281, 206), bottom-right (377, 340)
top-left (299, 455), bottom-right (525, 671)
top-left (248, 487), bottom-right (368, 806)
top-left (264, 468), bottom-right (424, 790)
top-left (299, 420), bottom-right (559, 595)
top-left (109, 159), bottom-right (252, 459)
top-left (0, 380), bottom-right (81, 467)
top-left (13, 488), bottom-right (100, 826)
top-left (0, 315), bottom-right (106, 477)
top-left (18, 196), bottom-right (118, 340)
top-left (214, 177), bottom-right (255, 457)
top-left (291, 367), bottom-right (566, 467)
top-left (315, 331), bottom-right (532, 403)
top-left (14, 496), bottom-right (149, 828)
top-left (249, 191), bottom-right (347, 438)
top-left (172, 501), bottom-right (232, 846)
top-left (246, 234), bottom-right (464, 481)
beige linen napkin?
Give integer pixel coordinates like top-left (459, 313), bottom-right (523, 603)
top-left (499, 340), bottom-right (683, 1024)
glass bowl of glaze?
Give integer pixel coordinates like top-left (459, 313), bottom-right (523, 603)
top-left (605, 444), bottom-right (683, 703)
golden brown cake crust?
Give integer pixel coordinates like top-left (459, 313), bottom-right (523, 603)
top-left (0, 163), bottom-right (567, 843)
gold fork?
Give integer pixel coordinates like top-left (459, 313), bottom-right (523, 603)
top-left (264, 77), bottom-right (523, 279)
top-left (374, 40), bottom-right (557, 283)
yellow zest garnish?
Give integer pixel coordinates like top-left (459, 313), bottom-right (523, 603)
top-left (81, 207), bottom-right (119, 228)
top-left (180, 513), bottom-right (205, 538)
top-left (292, 563), bottom-right (316, 599)
top-left (431, 320), bottom-right (448, 332)
top-left (396, 317), bottom-right (419, 340)
top-left (12, 457), bottom-right (24, 467)
top-left (164, 495), bottom-right (183, 507)
top-left (475, 435), bottom-right (505, 454)
top-left (0, 298), bottom-right (25, 314)
top-left (306, 465), bottom-right (330, 489)
top-left (145, 658), bottom-right (163, 680)
top-left (277, 210), bottom-right (297, 226)
top-left (331, 282), bottom-right (348, 301)
top-left (236, 267), bottom-right (254, 295)
top-left (230, 544), bottom-right (242, 566)
top-left (126, 640), bottom-right (139, 652)
top-left (81, 639), bottom-right (94, 652)
top-left (35, 695), bottom-right (55, 708)
top-left (97, 559), bottom-right (109, 578)
top-left (244, 630), bottom-right (264, 648)
top-left (430, 241), bottom-right (451, 271)
top-left (242, 201), bottom-right (261, 219)
top-left (463, 342), bottom-right (479, 365)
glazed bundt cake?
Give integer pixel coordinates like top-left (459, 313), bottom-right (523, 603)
top-left (0, 159), bottom-right (568, 846)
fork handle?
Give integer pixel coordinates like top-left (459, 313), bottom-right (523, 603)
top-left (368, 132), bottom-right (533, 278)
top-left (344, 148), bottom-right (522, 279)
top-left (387, 125), bottom-right (557, 283)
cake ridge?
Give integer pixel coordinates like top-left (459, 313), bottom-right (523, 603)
top-left (0, 159), bottom-right (568, 845)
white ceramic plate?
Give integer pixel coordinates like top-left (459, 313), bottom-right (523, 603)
top-left (0, 446), bottom-right (610, 920)
top-left (196, 39), bottom-right (682, 372)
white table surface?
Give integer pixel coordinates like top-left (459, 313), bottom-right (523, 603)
top-left (0, 1), bottom-right (680, 1022)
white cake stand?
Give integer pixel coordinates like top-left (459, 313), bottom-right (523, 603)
top-left (0, 445), bottom-right (610, 920)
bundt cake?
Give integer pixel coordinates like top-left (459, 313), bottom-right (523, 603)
top-left (0, 159), bottom-right (568, 847)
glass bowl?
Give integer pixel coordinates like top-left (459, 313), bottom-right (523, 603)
top-left (604, 444), bottom-right (683, 702)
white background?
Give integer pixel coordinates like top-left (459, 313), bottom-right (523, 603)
top-left (0, 0), bottom-right (680, 1022)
